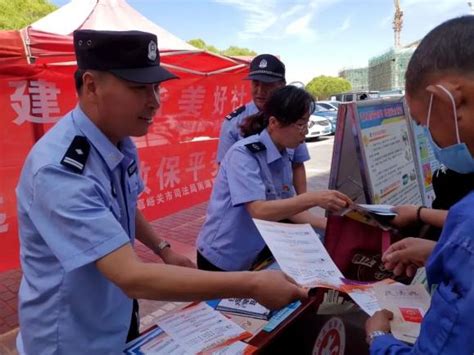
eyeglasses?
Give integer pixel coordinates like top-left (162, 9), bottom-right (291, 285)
top-left (292, 122), bottom-right (309, 131)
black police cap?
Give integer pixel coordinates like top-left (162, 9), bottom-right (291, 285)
top-left (73, 29), bottom-right (178, 84)
top-left (245, 54), bottom-right (285, 83)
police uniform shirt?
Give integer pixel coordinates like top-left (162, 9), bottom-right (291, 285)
top-left (197, 128), bottom-right (295, 271)
top-left (370, 192), bottom-right (474, 354)
top-left (216, 101), bottom-right (310, 164)
top-left (16, 106), bottom-right (144, 354)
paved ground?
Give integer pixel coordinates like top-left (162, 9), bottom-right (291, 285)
top-left (0, 136), bottom-right (335, 353)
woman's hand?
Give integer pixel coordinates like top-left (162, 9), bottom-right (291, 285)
top-left (305, 190), bottom-right (352, 212)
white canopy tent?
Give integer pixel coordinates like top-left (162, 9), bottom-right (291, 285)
top-left (29, 0), bottom-right (196, 50)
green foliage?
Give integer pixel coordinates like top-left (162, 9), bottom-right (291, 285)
top-left (187, 38), bottom-right (256, 56)
top-left (306, 75), bottom-right (352, 100)
top-left (187, 38), bottom-right (219, 53)
top-left (0, 0), bottom-right (57, 30)
top-left (220, 45), bottom-right (256, 56)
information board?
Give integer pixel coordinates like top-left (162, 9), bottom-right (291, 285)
top-left (329, 97), bottom-right (428, 206)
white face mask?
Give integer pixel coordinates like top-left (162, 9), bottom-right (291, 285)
top-left (425, 84), bottom-right (474, 174)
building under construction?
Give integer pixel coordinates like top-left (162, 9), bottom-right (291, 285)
top-left (338, 43), bottom-right (417, 93)
top-left (336, 0), bottom-right (415, 93)
top-left (338, 67), bottom-right (369, 91)
top-left (367, 41), bottom-right (418, 92)
top-left (341, 1), bottom-right (473, 93)
top-left (338, 0), bottom-right (415, 93)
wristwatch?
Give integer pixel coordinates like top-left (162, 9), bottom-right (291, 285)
top-left (156, 240), bottom-right (171, 253)
top-left (366, 330), bottom-right (389, 345)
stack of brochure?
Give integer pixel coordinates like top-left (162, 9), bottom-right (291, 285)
top-left (216, 298), bottom-right (272, 320)
top-left (124, 303), bottom-right (256, 354)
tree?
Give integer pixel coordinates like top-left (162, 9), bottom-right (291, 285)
top-left (221, 46), bottom-right (256, 56)
top-left (0, 0), bottom-right (57, 30)
top-left (187, 38), bottom-right (219, 54)
top-left (187, 39), bottom-right (256, 57)
top-left (306, 76), bottom-right (352, 100)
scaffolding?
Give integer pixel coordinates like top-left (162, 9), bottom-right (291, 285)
top-left (338, 67), bottom-right (369, 91)
top-left (368, 43), bottom-right (417, 91)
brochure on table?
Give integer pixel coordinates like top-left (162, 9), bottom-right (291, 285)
top-left (124, 303), bottom-right (257, 354)
top-left (123, 262), bottom-right (301, 354)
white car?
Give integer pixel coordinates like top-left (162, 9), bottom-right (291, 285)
top-left (317, 100), bottom-right (340, 111)
top-left (305, 114), bottom-right (332, 140)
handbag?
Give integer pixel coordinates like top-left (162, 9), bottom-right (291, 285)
top-left (324, 215), bottom-right (405, 282)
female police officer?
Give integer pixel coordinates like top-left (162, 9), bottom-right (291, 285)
top-left (217, 54), bottom-right (310, 195)
top-left (197, 86), bottom-right (352, 271)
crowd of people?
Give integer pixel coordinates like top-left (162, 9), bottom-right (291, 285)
top-left (13, 15), bottom-right (474, 355)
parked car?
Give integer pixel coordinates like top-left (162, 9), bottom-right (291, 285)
top-left (313, 104), bottom-right (337, 134)
top-left (305, 114), bottom-right (332, 140)
top-left (318, 100), bottom-right (341, 110)
top-left (316, 101), bottom-right (338, 111)
top-left (331, 91), bottom-right (380, 102)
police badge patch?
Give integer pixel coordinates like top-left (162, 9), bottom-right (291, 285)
top-left (148, 40), bottom-right (157, 61)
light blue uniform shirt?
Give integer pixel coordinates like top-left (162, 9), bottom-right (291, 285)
top-left (197, 129), bottom-right (295, 271)
top-left (371, 192), bottom-right (474, 355)
top-left (216, 101), bottom-right (310, 164)
top-left (16, 106), bottom-right (144, 355)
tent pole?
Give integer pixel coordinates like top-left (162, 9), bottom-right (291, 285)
top-left (20, 27), bottom-right (34, 64)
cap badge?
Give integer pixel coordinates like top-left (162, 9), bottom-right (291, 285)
top-left (259, 59), bottom-right (267, 68)
top-left (148, 40), bottom-right (157, 61)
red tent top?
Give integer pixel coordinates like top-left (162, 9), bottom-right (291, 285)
top-left (18, 0), bottom-right (247, 75)
top-left (0, 30), bottom-right (28, 65)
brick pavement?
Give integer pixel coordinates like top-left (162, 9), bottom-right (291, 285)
top-left (0, 269), bottom-right (21, 335)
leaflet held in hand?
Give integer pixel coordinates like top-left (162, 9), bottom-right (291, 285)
top-left (253, 219), bottom-right (344, 289)
top-left (373, 283), bottom-right (431, 344)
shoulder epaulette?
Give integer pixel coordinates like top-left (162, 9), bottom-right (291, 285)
top-left (225, 105), bottom-right (246, 121)
top-left (127, 160), bottom-right (137, 176)
top-left (60, 136), bottom-right (90, 174)
top-left (245, 142), bottom-right (267, 153)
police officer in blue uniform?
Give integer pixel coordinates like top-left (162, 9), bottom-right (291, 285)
top-left (197, 86), bottom-right (351, 271)
top-left (217, 54), bottom-right (310, 195)
top-left (15, 29), bottom-right (307, 355)
top-left (365, 16), bottom-right (474, 354)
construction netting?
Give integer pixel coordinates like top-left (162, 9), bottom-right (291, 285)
top-left (368, 47), bottom-right (415, 92)
top-left (338, 67), bottom-right (369, 91)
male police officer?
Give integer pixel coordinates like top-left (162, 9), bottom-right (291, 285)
top-left (216, 54), bottom-right (310, 194)
top-left (16, 30), bottom-right (307, 354)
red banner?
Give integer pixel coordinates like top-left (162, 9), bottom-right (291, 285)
top-left (0, 63), bottom-right (250, 271)
top-left (137, 140), bottom-right (218, 219)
